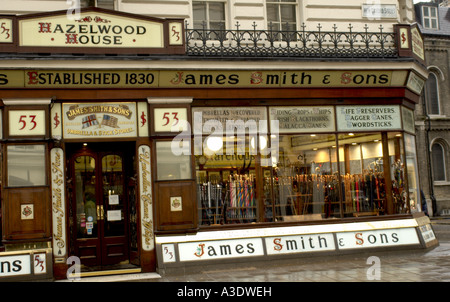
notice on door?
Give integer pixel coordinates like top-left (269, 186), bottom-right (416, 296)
top-left (109, 195), bottom-right (119, 205)
top-left (107, 210), bottom-right (122, 221)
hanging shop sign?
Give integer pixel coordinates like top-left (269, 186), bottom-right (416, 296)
top-left (411, 27), bottom-right (425, 61)
top-left (3, 8), bottom-right (185, 54)
top-left (51, 148), bottom-right (67, 258)
top-left (0, 70), bottom-right (409, 89)
top-left (395, 24), bottom-right (425, 64)
top-left (269, 106), bottom-right (335, 133)
top-left (336, 105), bottom-right (402, 132)
top-left (62, 102), bottom-right (137, 139)
top-left (139, 145), bottom-right (154, 252)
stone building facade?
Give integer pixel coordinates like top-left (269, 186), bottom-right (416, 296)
top-left (415, 2), bottom-right (450, 216)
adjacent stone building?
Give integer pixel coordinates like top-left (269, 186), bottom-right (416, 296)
top-left (415, 1), bottom-right (450, 216)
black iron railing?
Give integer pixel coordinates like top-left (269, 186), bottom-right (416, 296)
top-left (185, 22), bottom-right (398, 59)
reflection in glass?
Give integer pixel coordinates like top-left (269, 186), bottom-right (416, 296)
top-left (404, 133), bottom-right (420, 212)
top-left (388, 133), bottom-right (407, 213)
top-left (7, 145), bottom-right (46, 187)
top-left (338, 133), bottom-right (385, 216)
top-left (156, 141), bottom-right (192, 180)
top-left (102, 154), bottom-right (124, 236)
top-left (266, 134), bottom-right (339, 221)
top-left (196, 136), bottom-right (257, 225)
top-left (74, 156), bottom-right (97, 238)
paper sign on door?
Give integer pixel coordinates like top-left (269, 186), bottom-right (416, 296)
top-left (109, 195), bottom-right (119, 205)
top-left (107, 210), bottom-right (122, 221)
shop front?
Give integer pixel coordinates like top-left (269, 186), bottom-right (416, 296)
top-left (155, 100), bottom-right (437, 272)
top-left (0, 8), bottom-right (438, 280)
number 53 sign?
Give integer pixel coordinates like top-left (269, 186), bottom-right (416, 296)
top-left (153, 108), bottom-right (188, 133)
top-left (9, 110), bottom-right (46, 136)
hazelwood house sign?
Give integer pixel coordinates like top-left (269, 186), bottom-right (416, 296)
top-left (0, 8), bottom-right (185, 54)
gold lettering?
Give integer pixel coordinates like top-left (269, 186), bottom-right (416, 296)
top-left (139, 147), bottom-right (154, 250)
top-left (51, 149), bottom-right (66, 251)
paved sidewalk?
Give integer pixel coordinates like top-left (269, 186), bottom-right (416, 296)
top-left (145, 243), bottom-right (450, 282)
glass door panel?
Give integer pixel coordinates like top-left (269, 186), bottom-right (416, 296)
top-left (102, 154), bottom-right (125, 237)
top-left (74, 155), bottom-right (98, 238)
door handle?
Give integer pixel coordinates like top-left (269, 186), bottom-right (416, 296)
top-left (97, 205), bottom-right (105, 220)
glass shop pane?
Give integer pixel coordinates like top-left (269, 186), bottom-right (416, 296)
top-left (156, 141), bottom-right (192, 181)
top-left (267, 134), bottom-right (339, 221)
top-left (7, 145), bottom-right (46, 187)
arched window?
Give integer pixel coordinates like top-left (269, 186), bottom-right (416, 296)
top-left (432, 143), bottom-right (446, 181)
top-left (425, 72), bottom-right (440, 115)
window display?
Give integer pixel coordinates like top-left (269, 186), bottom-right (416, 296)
top-left (404, 133), bottom-right (420, 212)
top-left (193, 105), bottom-right (420, 227)
top-left (195, 136), bottom-right (258, 225)
top-left (265, 134), bottom-right (339, 221)
top-left (338, 133), bottom-right (386, 216)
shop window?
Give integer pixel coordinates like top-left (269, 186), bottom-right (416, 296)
top-left (432, 142), bottom-right (446, 181)
top-left (265, 134), bottom-right (339, 221)
top-left (266, 0), bottom-right (297, 41)
top-left (156, 141), bottom-right (192, 181)
top-left (388, 133), bottom-right (407, 213)
top-left (404, 134), bottom-right (420, 212)
top-left (422, 6), bottom-right (439, 30)
top-left (193, 1), bottom-right (226, 32)
top-left (425, 73), bottom-right (440, 115)
top-left (338, 133), bottom-right (388, 217)
top-left (195, 135), bottom-right (258, 225)
top-left (7, 144), bottom-right (46, 187)
top-left (74, 155), bottom-right (97, 239)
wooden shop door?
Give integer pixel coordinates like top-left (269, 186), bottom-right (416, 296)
top-left (70, 145), bottom-right (130, 267)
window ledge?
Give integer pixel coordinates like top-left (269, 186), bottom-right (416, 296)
top-left (434, 181), bottom-right (450, 186)
top-left (428, 115), bottom-right (449, 120)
